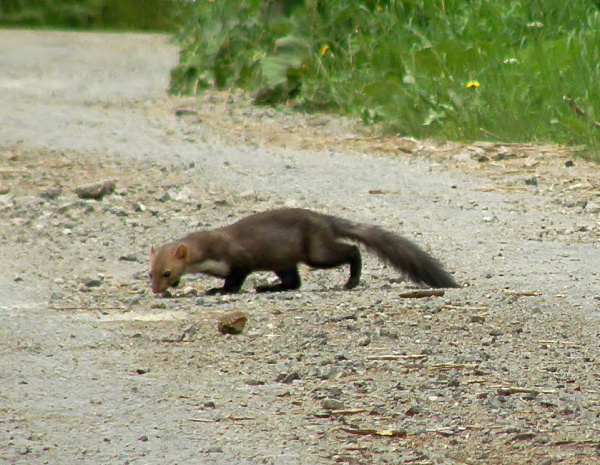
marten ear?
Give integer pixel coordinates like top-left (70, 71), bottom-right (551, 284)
top-left (150, 246), bottom-right (156, 256)
top-left (175, 243), bottom-right (189, 260)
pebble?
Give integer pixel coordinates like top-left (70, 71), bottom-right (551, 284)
top-left (74, 180), bottom-right (116, 200)
top-left (321, 398), bottom-right (345, 410)
top-left (510, 432), bottom-right (536, 441)
top-left (356, 335), bottom-right (371, 346)
top-left (275, 372), bottom-right (301, 384)
top-left (217, 311), bottom-right (248, 335)
top-left (40, 187), bottom-right (62, 200)
top-left (204, 446), bottom-right (223, 454)
top-left (156, 192), bottom-right (171, 202)
top-left (405, 405), bottom-right (421, 416)
top-left (245, 379), bottom-right (265, 386)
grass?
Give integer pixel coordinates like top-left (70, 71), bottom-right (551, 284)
top-left (169, 0), bottom-right (600, 157)
top-left (0, 0), bottom-right (184, 31)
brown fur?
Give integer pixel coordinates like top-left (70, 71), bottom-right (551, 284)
top-left (149, 208), bottom-right (459, 294)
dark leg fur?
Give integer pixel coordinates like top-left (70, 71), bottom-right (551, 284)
top-left (344, 249), bottom-right (362, 289)
top-left (255, 267), bottom-right (301, 293)
top-left (206, 268), bottom-right (249, 295)
top-left (306, 239), bottom-right (363, 290)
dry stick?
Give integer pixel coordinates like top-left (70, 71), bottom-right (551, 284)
top-left (551, 439), bottom-right (599, 447)
top-left (330, 408), bottom-right (370, 415)
top-left (503, 290), bottom-right (541, 296)
top-left (492, 385), bottom-right (557, 395)
top-left (226, 416), bottom-right (256, 422)
top-left (564, 95), bottom-right (600, 130)
top-left (399, 289), bottom-right (445, 298)
top-left (533, 339), bottom-right (578, 345)
top-left (366, 354), bottom-right (428, 361)
top-left (430, 363), bottom-right (479, 371)
top-left (48, 306), bottom-right (124, 311)
top-left (368, 189), bottom-right (403, 195)
top-left (339, 427), bottom-right (407, 438)
top-left (473, 186), bottom-right (529, 192)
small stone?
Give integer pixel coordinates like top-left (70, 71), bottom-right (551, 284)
top-left (156, 192), bottom-right (171, 202)
top-left (245, 379), bottom-right (265, 386)
top-left (40, 187), bottom-right (62, 200)
top-left (180, 324), bottom-right (198, 341)
top-left (510, 432), bottom-right (536, 441)
top-left (175, 108), bottom-right (198, 117)
top-left (470, 315), bottom-right (486, 323)
top-left (74, 180), bottom-right (116, 200)
top-left (138, 435), bottom-right (149, 442)
top-left (329, 314), bottom-right (357, 323)
top-left (489, 328), bottom-right (503, 337)
top-left (109, 206), bottom-right (128, 217)
top-left (128, 295), bottom-right (142, 306)
top-left (584, 201), bottom-right (600, 214)
top-left (356, 335), bottom-right (371, 347)
top-left (119, 253), bottom-right (138, 262)
top-left (275, 372), bottom-right (301, 384)
top-left (217, 311), bottom-right (247, 335)
top-left (205, 446), bottom-right (223, 454)
top-left (182, 286), bottom-right (199, 296)
top-left (240, 189), bottom-right (256, 199)
top-left (173, 187), bottom-right (195, 202)
top-left (318, 367), bottom-right (341, 380)
top-left (84, 279), bottom-right (103, 288)
top-left (321, 398), bottom-right (345, 410)
top-left (405, 405), bottom-right (421, 416)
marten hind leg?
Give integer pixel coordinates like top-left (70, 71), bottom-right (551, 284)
top-left (306, 239), bottom-right (362, 289)
top-left (255, 267), bottom-right (301, 293)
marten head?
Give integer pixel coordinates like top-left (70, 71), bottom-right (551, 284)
top-left (149, 243), bottom-right (190, 294)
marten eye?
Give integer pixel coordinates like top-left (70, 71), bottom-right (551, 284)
top-left (148, 272), bottom-right (153, 279)
top-left (163, 271), bottom-right (171, 278)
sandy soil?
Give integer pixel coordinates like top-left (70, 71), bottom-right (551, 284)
top-left (0, 30), bottom-right (598, 465)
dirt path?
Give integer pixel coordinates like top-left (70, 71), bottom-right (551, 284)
top-left (0, 30), bottom-right (598, 465)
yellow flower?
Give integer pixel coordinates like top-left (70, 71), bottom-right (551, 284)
top-left (466, 80), bottom-right (480, 88)
top-left (319, 44), bottom-right (330, 56)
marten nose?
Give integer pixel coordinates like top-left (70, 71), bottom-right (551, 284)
top-left (151, 282), bottom-right (163, 294)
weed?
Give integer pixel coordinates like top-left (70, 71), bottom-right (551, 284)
top-left (170, 1), bottom-right (600, 154)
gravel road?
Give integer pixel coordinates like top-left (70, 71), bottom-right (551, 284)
top-left (0, 30), bottom-right (598, 465)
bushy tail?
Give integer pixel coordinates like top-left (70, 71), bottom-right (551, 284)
top-left (327, 215), bottom-right (459, 288)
